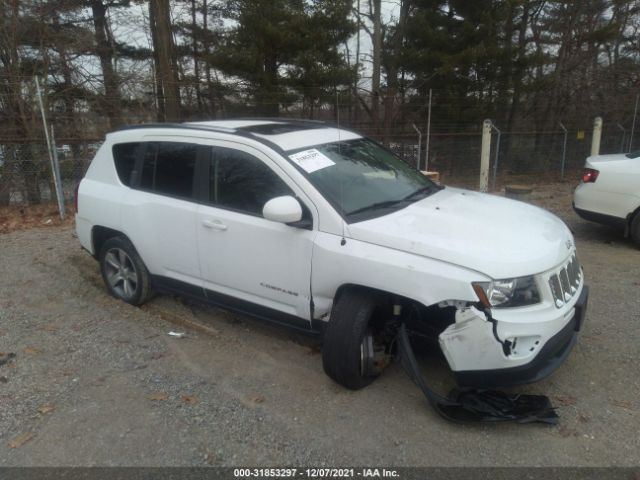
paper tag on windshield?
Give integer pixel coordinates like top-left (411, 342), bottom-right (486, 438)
top-left (289, 149), bottom-right (335, 173)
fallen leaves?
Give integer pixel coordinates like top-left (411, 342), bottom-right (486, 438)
top-left (251, 395), bottom-right (265, 404)
top-left (147, 392), bottom-right (168, 401)
top-left (0, 205), bottom-right (75, 234)
top-left (611, 399), bottom-right (634, 410)
top-left (23, 347), bottom-right (41, 355)
top-left (181, 394), bottom-right (198, 405)
top-left (8, 432), bottom-right (34, 449)
top-left (37, 405), bottom-right (55, 415)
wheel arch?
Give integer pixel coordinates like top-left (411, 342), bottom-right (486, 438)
top-left (331, 283), bottom-right (428, 314)
top-left (92, 225), bottom-right (130, 258)
top-left (627, 204), bottom-right (640, 241)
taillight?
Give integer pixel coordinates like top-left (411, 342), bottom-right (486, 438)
top-left (74, 182), bottom-right (80, 211)
top-left (582, 168), bottom-right (599, 183)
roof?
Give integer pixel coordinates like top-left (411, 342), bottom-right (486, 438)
top-left (116, 118), bottom-right (362, 152)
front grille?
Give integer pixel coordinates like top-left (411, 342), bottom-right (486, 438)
top-left (549, 253), bottom-right (582, 308)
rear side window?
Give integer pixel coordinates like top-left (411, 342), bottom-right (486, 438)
top-left (112, 143), bottom-right (141, 186)
top-left (139, 142), bottom-right (198, 200)
top-left (210, 147), bottom-right (293, 216)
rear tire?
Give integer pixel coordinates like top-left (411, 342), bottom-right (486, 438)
top-left (99, 236), bottom-right (152, 306)
top-left (631, 212), bottom-right (640, 247)
top-left (322, 289), bottom-right (382, 390)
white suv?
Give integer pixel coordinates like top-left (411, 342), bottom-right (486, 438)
top-left (573, 151), bottom-right (640, 245)
top-left (76, 119), bottom-right (588, 390)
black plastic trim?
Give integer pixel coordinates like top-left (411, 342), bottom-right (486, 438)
top-left (151, 275), bottom-right (320, 336)
top-left (116, 122), bottom-right (237, 135)
top-left (453, 286), bottom-right (589, 388)
top-left (573, 204), bottom-right (626, 229)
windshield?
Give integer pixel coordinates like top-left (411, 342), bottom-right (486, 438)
top-left (286, 138), bottom-right (441, 222)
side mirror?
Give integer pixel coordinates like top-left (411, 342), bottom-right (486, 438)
top-left (263, 195), bottom-right (303, 224)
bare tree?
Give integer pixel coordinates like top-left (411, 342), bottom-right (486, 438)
top-left (149, 0), bottom-right (181, 121)
top-left (90, 1), bottom-right (124, 128)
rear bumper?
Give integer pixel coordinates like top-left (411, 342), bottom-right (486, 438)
top-left (573, 203), bottom-right (626, 229)
top-left (453, 286), bottom-right (589, 388)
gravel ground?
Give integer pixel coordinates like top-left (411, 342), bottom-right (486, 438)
top-left (0, 182), bottom-right (639, 466)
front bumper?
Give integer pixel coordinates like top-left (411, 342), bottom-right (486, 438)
top-left (452, 285), bottom-right (589, 388)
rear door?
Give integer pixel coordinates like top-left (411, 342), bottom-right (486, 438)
top-left (120, 140), bottom-right (205, 291)
top-left (196, 143), bottom-right (317, 324)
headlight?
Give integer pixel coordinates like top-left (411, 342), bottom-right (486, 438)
top-left (472, 276), bottom-right (540, 308)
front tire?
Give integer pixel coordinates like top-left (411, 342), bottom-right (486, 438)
top-left (99, 236), bottom-right (152, 306)
top-left (322, 290), bottom-right (383, 390)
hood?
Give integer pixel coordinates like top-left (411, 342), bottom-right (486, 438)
top-left (347, 187), bottom-right (573, 279)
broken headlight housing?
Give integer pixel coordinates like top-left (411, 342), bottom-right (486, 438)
top-left (473, 276), bottom-right (540, 308)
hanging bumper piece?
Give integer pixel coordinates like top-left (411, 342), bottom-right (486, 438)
top-left (397, 324), bottom-right (559, 425)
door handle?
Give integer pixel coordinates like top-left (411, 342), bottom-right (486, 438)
top-left (202, 219), bottom-right (227, 231)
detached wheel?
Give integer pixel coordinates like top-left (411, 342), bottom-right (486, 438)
top-left (99, 236), bottom-right (152, 306)
top-left (322, 289), bottom-right (386, 390)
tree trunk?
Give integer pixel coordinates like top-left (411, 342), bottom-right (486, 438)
top-left (202, 0), bottom-right (216, 117)
top-left (191, 0), bottom-right (203, 115)
top-left (383, 0), bottom-right (410, 144)
top-left (149, 0), bottom-right (181, 122)
top-left (260, 51), bottom-right (279, 117)
top-left (90, 1), bottom-right (122, 129)
top-left (371, 0), bottom-right (382, 134)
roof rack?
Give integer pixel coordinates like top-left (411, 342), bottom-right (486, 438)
top-left (115, 122), bottom-right (237, 134)
top-left (112, 118), bottom-right (357, 153)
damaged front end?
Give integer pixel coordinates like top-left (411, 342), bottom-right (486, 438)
top-left (397, 324), bottom-right (559, 424)
top-left (436, 284), bottom-right (588, 389)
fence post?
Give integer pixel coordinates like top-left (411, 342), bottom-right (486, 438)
top-left (35, 76), bottom-right (64, 219)
top-left (50, 126), bottom-right (65, 219)
top-left (480, 120), bottom-right (492, 192)
top-left (559, 122), bottom-right (568, 179)
top-left (425, 88), bottom-right (432, 171)
top-left (412, 124), bottom-right (422, 171)
top-left (591, 117), bottom-right (603, 157)
top-left (630, 94), bottom-right (639, 152)
top-left (490, 122), bottom-right (501, 189)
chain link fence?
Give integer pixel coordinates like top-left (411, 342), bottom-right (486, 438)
top-left (380, 125), bottom-right (626, 187)
top-left (0, 119), bottom-right (631, 212)
top-left (0, 139), bottom-right (99, 208)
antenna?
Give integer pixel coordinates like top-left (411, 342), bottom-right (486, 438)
top-left (336, 89), bottom-right (341, 144)
top-left (336, 89), bottom-right (346, 243)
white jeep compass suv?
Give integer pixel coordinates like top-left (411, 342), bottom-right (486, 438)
top-left (75, 119), bottom-right (589, 390)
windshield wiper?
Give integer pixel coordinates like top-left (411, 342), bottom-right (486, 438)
top-left (347, 185), bottom-right (442, 216)
top-left (402, 184), bottom-right (441, 202)
top-left (346, 198), bottom-right (409, 216)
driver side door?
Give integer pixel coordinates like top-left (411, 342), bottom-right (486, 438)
top-left (196, 144), bottom-right (316, 326)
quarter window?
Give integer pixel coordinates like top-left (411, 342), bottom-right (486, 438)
top-left (210, 148), bottom-right (294, 216)
top-left (139, 142), bottom-right (198, 200)
top-left (112, 143), bottom-right (141, 186)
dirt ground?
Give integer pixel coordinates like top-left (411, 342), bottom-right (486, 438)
top-left (0, 181), bottom-right (639, 466)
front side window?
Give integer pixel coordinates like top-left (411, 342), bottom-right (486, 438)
top-left (286, 138), bottom-right (441, 222)
top-left (209, 147), bottom-right (294, 216)
top-left (139, 142), bottom-right (197, 200)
